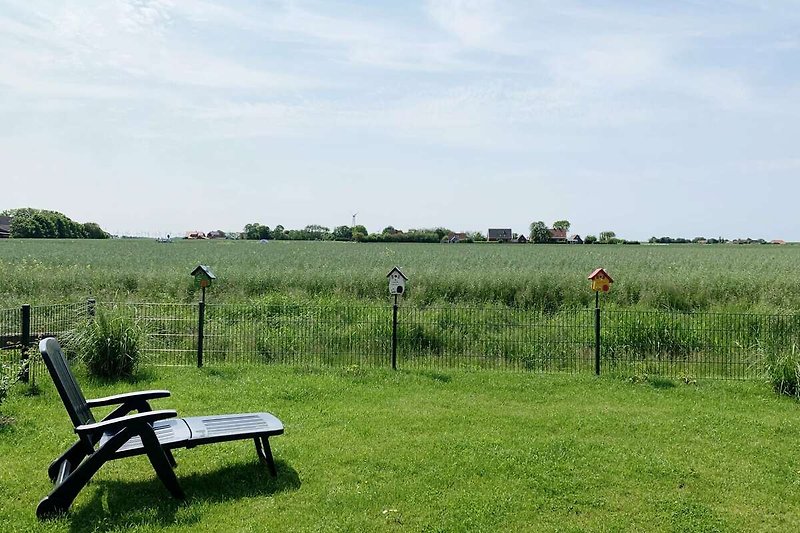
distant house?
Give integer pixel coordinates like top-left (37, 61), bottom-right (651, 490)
top-left (446, 232), bottom-right (468, 243)
top-left (548, 228), bottom-right (567, 242)
top-left (207, 230), bottom-right (226, 239)
top-left (771, 240), bottom-right (786, 245)
top-left (515, 234), bottom-right (528, 244)
top-left (568, 234), bottom-right (583, 244)
top-left (0, 216), bottom-right (11, 239)
top-left (487, 228), bottom-right (513, 242)
top-left (186, 231), bottom-right (206, 239)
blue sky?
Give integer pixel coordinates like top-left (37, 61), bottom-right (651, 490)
top-left (1, 0), bottom-right (798, 239)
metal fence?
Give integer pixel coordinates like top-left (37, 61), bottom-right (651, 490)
top-left (2, 300), bottom-right (799, 381)
top-left (0, 302), bottom-right (88, 385)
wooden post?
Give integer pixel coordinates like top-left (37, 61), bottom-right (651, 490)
top-left (197, 300), bottom-right (205, 368)
top-left (391, 294), bottom-right (398, 371)
top-left (594, 292), bottom-right (601, 376)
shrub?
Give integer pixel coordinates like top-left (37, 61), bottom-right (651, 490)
top-left (68, 312), bottom-right (143, 379)
top-left (765, 345), bottom-right (800, 399)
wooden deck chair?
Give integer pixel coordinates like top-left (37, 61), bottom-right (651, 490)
top-left (36, 337), bottom-right (284, 519)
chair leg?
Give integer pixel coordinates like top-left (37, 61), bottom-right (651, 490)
top-left (139, 426), bottom-right (185, 500)
top-left (38, 430), bottom-right (130, 519)
top-left (165, 448), bottom-right (178, 468)
top-left (47, 442), bottom-right (89, 483)
top-left (254, 437), bottom-right (278, 477)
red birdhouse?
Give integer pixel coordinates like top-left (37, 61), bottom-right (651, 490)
top-left (588, 268), bottom-right (613, 292)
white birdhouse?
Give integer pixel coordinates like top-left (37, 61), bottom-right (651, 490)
top-left (387, 266), bottom-right (408, 296)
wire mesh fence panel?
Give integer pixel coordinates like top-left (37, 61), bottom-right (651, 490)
top-left (397, 307), bottom-right (595, 372)
top-left (205, 302), bottom-right (390, 367)
top-left (124, 303), bottom-right (198, 366)
top-left (601, 310), bottom-right (800, 379)
top-left (0, 307), bottom-right (22, 383)
top-left (27, 302), bottom-right (89, 383)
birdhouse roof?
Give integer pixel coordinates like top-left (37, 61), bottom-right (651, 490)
top-left (386, 266), bottom-right (408, 280)
top-left (588, 268), bottom-right (613, 282)
top-left (191, 265), bottom-right (216, 279)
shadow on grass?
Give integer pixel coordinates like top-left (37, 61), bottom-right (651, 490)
top-left (65, 460), bottom-right (300, 532)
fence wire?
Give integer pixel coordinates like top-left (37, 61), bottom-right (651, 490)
top-left (2, 301), bottom-right (799, 380)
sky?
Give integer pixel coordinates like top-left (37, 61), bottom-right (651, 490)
top-left (1, 0), bottom-right (799, 240)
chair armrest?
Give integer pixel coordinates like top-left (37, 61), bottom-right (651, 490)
top-left (75, 409), bottom-right (178, 436)
top-left (86, 390), bottom-right (171, 408)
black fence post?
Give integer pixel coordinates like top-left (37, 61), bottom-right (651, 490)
top-left (391, 296), bottom-right (398, 371)
top-left (197, 301), bottom-right (205, 368)
top-left (20, 304), bottom-right (31, 384)
top-left (594, 303), bottom-right (601, 376)
top-left (87, 298), bottom-right (96, 318)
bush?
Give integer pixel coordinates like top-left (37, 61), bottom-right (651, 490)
top-left (765, 345), bottom-right (800, 399)
top-left (68, 312), bottom-right (143, 379)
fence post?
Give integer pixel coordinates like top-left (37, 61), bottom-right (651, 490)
top-left (20, 304), bottom-right (31, 383)
top-left (391, 296), bottom-right (398, 371)
top-left (87, 298), bottom-right (96, 318)
top-left (594, 304), bottom-right (601, 376)
top-left (197, 301), bottom-right (205, 368)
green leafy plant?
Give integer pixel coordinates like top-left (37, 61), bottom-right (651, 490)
top-left (67, 312), bottom-right (143, 379)
top-left (764, 344), bottom-right (800, 399)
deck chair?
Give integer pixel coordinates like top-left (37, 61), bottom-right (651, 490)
top-left (36, 337), bottom-right (284, 519)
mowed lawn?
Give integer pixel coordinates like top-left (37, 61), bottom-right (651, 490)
top-left (1, 366), bottom-right (799, 532)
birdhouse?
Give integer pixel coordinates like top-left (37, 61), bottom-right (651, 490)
top-left (387, 267), bottom-right (408, 296)
top-left (191, 265), bottom-right (216, 289)
top-left (588, 268), bottom-right (613, 292)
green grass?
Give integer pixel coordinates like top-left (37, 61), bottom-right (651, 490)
top-left (1, 239), bottom-right (800, 312)
top-left (1, 365), bottom-right (799, 531)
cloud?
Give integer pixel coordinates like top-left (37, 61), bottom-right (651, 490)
top-left (425, 0), bottom-right (510, 48)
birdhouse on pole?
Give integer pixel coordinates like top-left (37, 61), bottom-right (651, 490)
top-left (588, 268), bottom-right (613, 292)
top-left (191, 265), bottom-right (216, 290)
top-left (387, 267), bottom-right (408, 296)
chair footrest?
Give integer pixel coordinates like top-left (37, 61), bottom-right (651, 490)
top-left (184, 413), bottom-right (284, 446)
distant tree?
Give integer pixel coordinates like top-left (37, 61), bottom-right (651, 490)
top-left (5, 208), bottom-right (104, 239)
top-left (529, 221), bottom-right (550, 243)
top-left (584, 235), bottom-right (598, 244)
top-left (332, 225), bottom-right (353, 241)
top-left (271, 225), bottom-right (285, 239)
top-left (470, 231), bottom-right (486, 242)
top-left (352, 225), bottom-right (368, 237)
top-left (244, 223), bottom-right (263, 240)
top-left (82, 222), bottom-right (110, 239)
top-left (382, 226), bottom-right (398, 235)
top-left (599, 231), bottom-right (617, 243)
top-left (552, 220), bottom-right (571, 232)
top-left (304, 225), bottom-right (330, 240)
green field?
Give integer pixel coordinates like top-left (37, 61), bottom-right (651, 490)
top-left (2, 366), bottom-right (799, 532)
top-left (0, 239), bottom-right (797, 312)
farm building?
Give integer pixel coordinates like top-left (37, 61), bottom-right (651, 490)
top-left (568, 234), bottom-right (583, 244)
top-left (0, 216), bottom-right (11, 238)
top-left (446, 232), bottom-right (468, 243)
top-left (548, 228), bottom-right (567, 242)
top-left (186, 231), bottom-right (206, 239)
top-left (488, 228), bottom-right (513, 242)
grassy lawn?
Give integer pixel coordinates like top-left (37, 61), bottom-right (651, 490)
top-left (1, 366), bottom-right (799, 532)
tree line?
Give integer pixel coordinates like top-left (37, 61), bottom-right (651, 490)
top-left (242, 223), bottom-right (463, 243)
top-left (1, 208), bottom-right (109, 239)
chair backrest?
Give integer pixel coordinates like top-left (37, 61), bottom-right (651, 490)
top-left (39, 337), bottom-right (95, 428)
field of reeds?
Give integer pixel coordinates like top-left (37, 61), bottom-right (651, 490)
top-left (0, 238), bottom-right (798, 312)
